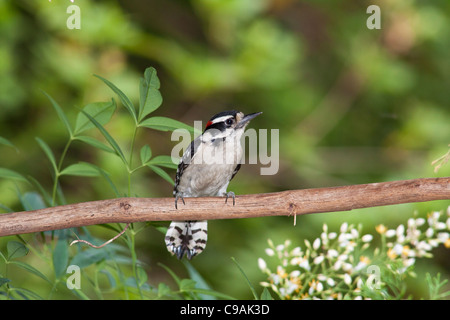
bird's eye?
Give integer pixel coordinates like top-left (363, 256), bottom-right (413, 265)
top-left (226, 119), bottom-right (234, 126)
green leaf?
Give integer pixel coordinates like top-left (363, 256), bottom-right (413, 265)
top-left (183, 260), bottom-right (216, 300)
top-left (94, 74), bottom-right (136, 123)
top-left (140, 145), bottom-right (152, 165)
top-left (26, 176), bottom-right (52, 207)
top-left (137, 265), bottom-right (148, 287)
top-left (7, 241), bottom-right (29, 260)
top-left (80, 110), bottom-right (128, 166)
top-left (0, 278), bottom-right (11, 288)
top-left (60, 162), bottom-right (102, 177)
top-left (139, 116), bottom-right (197, 134)
top-left (42, 91), bottom-right (73, 137)
top-left (70, 247), bottom-right (110, 269)
top-left (100, 269), bottom-right (117, 289)
top-left (147, 155), bottom-right (178, 169)
top-left (19, 192), bottom-right (46, 211)
top-left (9, 261), bottom-right (52, 285)
top-left (147, 165), bottom-right (174, 184)
top-left (231, 257), bottom-right (259, 300)
top-left (157, 282), bottom-right (172, 298)
top-left (0, 136), bottom-right (19, 153)
top-left (138, 67), bottom-right (163, 122)
top-left (0, 168), bottom-right (28, 183)
top-left (74, 99), bottom-right (117, 135)
top-left (9, 286), bottom-right (45, 300)
top-left (53, 239), bottom-right (69, 278)
top-left (35, 137), bottom-right (58, 173)
top-left (179, 278), bottom-right (196, 291)
top-left (74, 136), bottom-right (115, 153)
top-left (260, 287), bottom-right (273, 300)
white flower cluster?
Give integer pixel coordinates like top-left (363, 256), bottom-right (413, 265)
top-left (258, 207), bottom-right (450, 300)
top-left (380, 208), bottom-right (450, 274)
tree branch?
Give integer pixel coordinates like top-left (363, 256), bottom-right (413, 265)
top-left (0, 177), bottom-right (449, 237)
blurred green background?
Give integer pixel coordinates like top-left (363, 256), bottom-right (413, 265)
top-left (0, 0), bottom-right (449, 299)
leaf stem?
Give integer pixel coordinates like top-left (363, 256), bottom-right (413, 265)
top-left (127, 127), bottom-right (138, 197)
top-left (51, 138), bottom-right (73, 206)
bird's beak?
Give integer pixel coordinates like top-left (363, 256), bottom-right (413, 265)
top-left (236, 112), bottom-right (262, 129)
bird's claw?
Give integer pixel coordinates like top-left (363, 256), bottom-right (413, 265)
top-left (175, 193), bottom-right (185, 209)
top-left (224, 191), bottom-right (235, 206)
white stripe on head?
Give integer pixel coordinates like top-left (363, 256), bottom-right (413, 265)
top-left (211, 115), bottom-right (233, 124)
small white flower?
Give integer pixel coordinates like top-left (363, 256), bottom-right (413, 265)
top-left (342, 262), bottom-right (353, 272)
top-left (317, 274), bottom-right (327, 281)
top-left (392, 244), bottom-right (403, 255)
top-left (321, 232), bottom-right (328, 244)
top-left (337, 254), bottom-right (348, 261)
top-left (291, 246), bottom-right (302, 256)
top-left (340, 222), bottom-right (348, 233)
top-left (313, 238), bottom-right (321, 250)
top-left (328, 232), bottom-right (337, 240)
top-left (356, 277), bottom-right (364, 288)
top-left (333, 260), bottom-right (342, 271)
top-left (327, 249), bottom-right (339, 258)
top-left (258, 258), bottom-right (267, 271)
top-left (290, 270), bottom-right (300, 278)
top-left (354, 261), bottom-right (367, 272)
top-left (426, 228), bottom-right (434, 238)
top-left (350, 228), bottom-right (359, 239)
top-left (428, 211), bottom-right (440, 226)
top-left (344, 273), bottom-right (352, 285)
top-left (415, 218), bottom-right (425, 226)
top-left (326, 277), bottom-right (335, 287)
top-left (402, 258), bottom-right (415, 270)
top-left (386, 229), bottom-right (396, 238)
top-left (308, 286), bottom-right (314, 295)
top-left (428, 239), bottom-right (439, 247)
top-left (437, 232), bottom-right (449, 242)
top-left (362, 234), bottom-right (373, 242)
top-left (286, 281), bottom-right (299, 295)
top-left (316, 282), bottom-right (323, 292)
top-left (417, 240), bottom-right (432, 252)
top-left (276, 244), bottom-right (285, 252)
top-left (299, 258), bottom-right (311, 271)
top-left (272, 274), bottom-right (281, 285)
top-left (314, 255), bottom-right (324, 265)
top-left (436, 222), bottom-right (447, 230)
top-left (396, 224), bottom-right (405, 237)
top-left (265, 248), bottom-right (275, 256)
top-left (304, 239), bottom-right (311, 248)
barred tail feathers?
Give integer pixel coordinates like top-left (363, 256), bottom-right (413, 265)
top-left (165, 220), bottom-right (208, 259)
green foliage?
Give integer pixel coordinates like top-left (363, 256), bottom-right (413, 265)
top-left (0, 0), bottom-right (449, 300)
top-left (0, 67), bottom-right (202, 300)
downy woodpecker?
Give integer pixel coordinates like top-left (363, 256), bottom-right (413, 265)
top-left (165, 110), bottom-right (262, 259)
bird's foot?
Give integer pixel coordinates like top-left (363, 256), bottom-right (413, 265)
top-left (224, 191), bottom-right (236, 206)
top-left (174, 192), bottom-right (185, 209)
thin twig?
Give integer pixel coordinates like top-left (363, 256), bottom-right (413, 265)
top-left (70, 223), bottom-right (131, 248)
